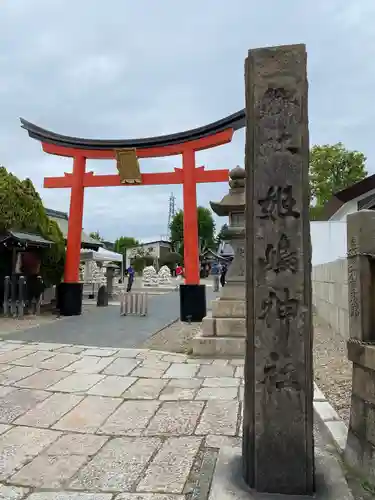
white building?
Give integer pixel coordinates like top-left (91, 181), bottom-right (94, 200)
top-left (125, 240), bottom-right (172, 268)
top-left (320, 174), bottom-right (375, 221)
top-left (310, 175), bottom-right (375, 266)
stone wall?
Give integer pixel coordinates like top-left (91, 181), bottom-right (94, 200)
top-left (312, 259), bottom-right (349, 339)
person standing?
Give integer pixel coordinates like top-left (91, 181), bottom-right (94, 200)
top-left (175, 264), bottom-right (183, 282)
top-left (210, 261), bottom-right (221, 292)
top-left (126, 265), bottom-right (135, 292)
top-left (220, 263), bottom-right (227, 287)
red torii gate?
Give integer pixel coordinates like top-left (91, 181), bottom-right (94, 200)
top-left (20, 111), bottom-right (245, 317)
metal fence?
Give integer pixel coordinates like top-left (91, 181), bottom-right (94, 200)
top-left (120, 292), bottom-right (148, 317)
top-left (2, 275), bottom-right (42, 318)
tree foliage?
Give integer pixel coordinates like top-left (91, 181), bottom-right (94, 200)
top-left (169, 206), bottom-right (216, 253)
top-left (0, 166), bottom-right (65, 285)
top-left (130, 247), bottom-right (154, 274)
top-left (160, 251), bottom-right (182, 268)
top-left (215, 223), bottom-right (229, 249)
top-left (114, 236), bottom-right (139, 256)
top-left (309, 143), bottom-right (367, 219)
top-left (89, 231), bottom-right (104, 242)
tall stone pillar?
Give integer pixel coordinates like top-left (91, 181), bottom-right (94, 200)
top-left (345, 210), bottom-right (375, 484)
top-left (243, 44), bottom-right (314, 495)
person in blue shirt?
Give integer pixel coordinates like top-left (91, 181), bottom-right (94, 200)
top-left (126, 265), bottom-right (135, 292)
top-left (210, 261), bottom-right (221, 292)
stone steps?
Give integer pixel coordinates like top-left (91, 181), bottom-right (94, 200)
top-left (202, 312), bottom-right (245, 337)
top-left (191, 332), bottom-right (245, 357)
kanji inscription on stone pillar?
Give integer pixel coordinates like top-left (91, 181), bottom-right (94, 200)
top-left (243, 44), bottom-right (314, 496)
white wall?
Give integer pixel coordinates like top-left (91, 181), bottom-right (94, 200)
top-left (312, 259), bottom-right (349, 339)
top-left (310, 221), bottom-right (347, 266)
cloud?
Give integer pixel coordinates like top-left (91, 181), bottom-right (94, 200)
top-left (1, 0), bottom-right (375, 240)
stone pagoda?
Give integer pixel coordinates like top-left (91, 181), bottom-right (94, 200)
top-left (192, 166), bottom-right (245, 356)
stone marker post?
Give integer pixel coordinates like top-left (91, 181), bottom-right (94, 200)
top-left (105, 264), bottom-right (116, 300)
top-left (243, 44), bottom-right (314, 495)
top-left (345, 210), bottom-right (375, 484)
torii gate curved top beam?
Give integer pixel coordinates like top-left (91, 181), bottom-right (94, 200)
top-left (20, 109), bottom-right (245, 150)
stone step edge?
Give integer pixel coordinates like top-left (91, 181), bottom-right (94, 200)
top-left (191, 336), bottom-right (245, 358)
top-left (203, 313), bottom-right (245, 320)
top-left (313, 382), bottom-right (348, 454)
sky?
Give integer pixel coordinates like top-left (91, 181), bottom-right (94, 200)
top-left (1, 0), bottom-right (375, 243)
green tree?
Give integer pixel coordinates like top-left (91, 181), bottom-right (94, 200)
top-left (114, 236), bottom-right (139, 256)
top-left (0, 166), bottom-right (65, 286)
top-left (215, 223), bottom-right (229, 249)
top-left (169, 206), bottom-right (216, 254)
top-left (130, 247), bottom-right (154, 274)
top-left (89, 231), bottom-right (104, 242)
top-left (309, 143), bottom-right (367, 219)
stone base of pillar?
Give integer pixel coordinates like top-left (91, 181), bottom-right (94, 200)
top-left (192, 297), bottom-right (245, 357)
top-left (344, 341), bottom-right (375, 484)
top-left (191, 335), bottom-right (245, 357)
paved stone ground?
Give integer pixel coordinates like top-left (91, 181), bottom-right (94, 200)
top-left (1, 288), bottom-right (217, 350)
top-left (1, 293), bottom-right (180, 348)
top-left (0, 338), bottom-right (246, 499)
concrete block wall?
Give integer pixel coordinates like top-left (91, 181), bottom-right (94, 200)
top-left (311, 259), bottom-right (349, 339)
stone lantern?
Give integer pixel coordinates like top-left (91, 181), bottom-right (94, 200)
top-left (192, 166), bottom-right (246, 357)
top-left (105, 263), bottom-right (118, 300)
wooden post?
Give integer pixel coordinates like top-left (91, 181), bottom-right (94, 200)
top-left (64, 155), bottom-right (86, 283)
top-left (243, 44), bottom-right (314, 495)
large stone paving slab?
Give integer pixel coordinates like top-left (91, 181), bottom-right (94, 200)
top-left (27, 494), bottom-right (112, 500)
top-left (49, 373), bottom-right (105, 393)
top-left (0, 484), bottom-right (30, 499)
top-left (0, 388), bottom-right (50, 423)
top-left (99, 400), bottom-right (160, 436)
top-left (145, 401), bottom-right (204, 436)
top-left (195, 401), bottom-right (240, 436)
top-left (69, 437), bottom-right (161, 491)
top-left (52, 396), bottom-right (122, 433)
top-left (14, 369), bottom-right (70, 389)
top-left (9, 454), bottom-right (89, 488)
top-left (14, 393), bottom-right (84, 428)
top-left (0, 426), bottom-right (61, 479)
top-left (137, 436), bottom-right (202, 493)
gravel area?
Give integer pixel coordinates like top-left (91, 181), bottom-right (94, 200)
top-left (313, 314), bottom-right (352, 425)
top-left (140, 319), bottom-right (201, 353)
top-left (0, 311), bottom-right (59, 336)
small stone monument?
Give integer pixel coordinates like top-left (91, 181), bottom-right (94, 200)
top-left (243, 44), bottom-right (314, 495)
top-left (192, 166), bottom-right (245, 357)
top-left (158, 265), bottom-right (172, 285)
top-left (105, 263), bottom-right (117, 300)
top-left (97, 285), bottom-right (108, 307)
top-left (344, 210), bottom-right (375, 484)
top-left (142, 265), bottom-right (158, 287)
